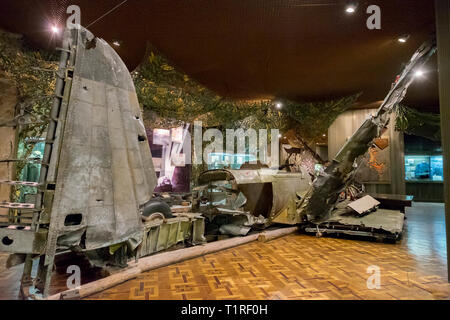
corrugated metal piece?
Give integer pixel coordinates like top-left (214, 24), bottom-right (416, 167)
top-left (138, 214), bottom-right (205, 257)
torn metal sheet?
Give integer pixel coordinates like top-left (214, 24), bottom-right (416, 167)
top-left (195, 167), bottom-right (311, 229)
top-left (47, 27), bottom-right (157, 251)
top-left (347, 195), bottom-right (380, 215)
top-left (0, 26), bottom-right (160, 297)
top-left (324, 209), bottom-right (404, 234)
top-left (303, 198), bottom-right (405, 240)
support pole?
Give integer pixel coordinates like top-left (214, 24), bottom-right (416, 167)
top-left (435, 0), bottom-right (450, 282)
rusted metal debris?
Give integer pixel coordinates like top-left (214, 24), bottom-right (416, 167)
top-left (193, 167), bottom-right (311, 235)
top-left (193, 38), bottom-right (436, 240)
top-left (0, 26), bottom-right (436, 299)
top-left (0, 26), bottom-right (205, 299)
top-left (347, 195), bottom-right (380, 216)
top-left (301, 38), bottom-right (437, 224)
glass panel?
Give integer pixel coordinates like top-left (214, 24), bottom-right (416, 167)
top-left (207, 152), bottom-right (257, 170)
top-left (16, 139), bottom-right (45, 202)
top-left (430, 156), bottom-right (444, 181)
top-left (405, 155), bottom-right (431, 181)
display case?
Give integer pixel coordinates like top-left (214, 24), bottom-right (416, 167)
top-left (405, 155), bottom-right (443, 181)
top-left (207, 152), bottom-right (257, 170)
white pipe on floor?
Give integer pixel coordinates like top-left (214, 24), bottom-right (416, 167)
top-left (46, 226), bottom-right (299, 300)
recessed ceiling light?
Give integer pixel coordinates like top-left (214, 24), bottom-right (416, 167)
top-left (275, 102), bottom-right (283, 109)
top-left (51, 25), bottom-right (59, 34)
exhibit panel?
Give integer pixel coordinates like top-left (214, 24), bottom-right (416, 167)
top-left (404, 134), bottom-right (444, 201)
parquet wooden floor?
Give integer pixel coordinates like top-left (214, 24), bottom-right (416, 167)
top-left (0, 202), bottom-right (449, 299)
top-left (87, 202), bottom-right (450, 300)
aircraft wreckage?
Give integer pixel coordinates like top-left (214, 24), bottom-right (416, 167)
top-left (0, 25), bottom-right (436, 298)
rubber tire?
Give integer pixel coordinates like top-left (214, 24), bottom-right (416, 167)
top-left (142, 200), bottom-right (173, 218)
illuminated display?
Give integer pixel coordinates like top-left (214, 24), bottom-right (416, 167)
top-left (405, 155), bottom-right (443, 181)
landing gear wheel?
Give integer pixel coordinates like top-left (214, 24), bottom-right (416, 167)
top-left (142, 200), bottom-right (173, 219)
top-left (143, 212), bottom-right (165, 223)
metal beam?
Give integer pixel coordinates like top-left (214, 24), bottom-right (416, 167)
top-left (435, 0), bottom-right (450, 282)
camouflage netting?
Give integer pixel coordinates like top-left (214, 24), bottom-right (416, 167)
top-left (395, 104), bottom-right (441, 141)
top-left (0, 29), bottom-right (58, 200)
top-left (1, 30), bottom-right (364, 181)
top-left (134, 45), bottom-right (362, 166)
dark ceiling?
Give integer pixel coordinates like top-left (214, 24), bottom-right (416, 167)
top-left (0, 0), bottom-right (439, 112)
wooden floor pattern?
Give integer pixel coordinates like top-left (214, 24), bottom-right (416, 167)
top-left (0, 202), bottom-right (449, 299)
top-left (87, 203), bottom-right (450, 300)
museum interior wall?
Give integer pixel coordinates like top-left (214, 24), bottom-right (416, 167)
top-left (329, 108), bottom-right (444, 202)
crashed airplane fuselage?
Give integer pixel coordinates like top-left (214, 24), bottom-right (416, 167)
top-left (0, 24), bottom-right (437, 299)
top-left (0, 27), bottom-right (204, 298)
top-left (193, 167), bottom-right (311, 235)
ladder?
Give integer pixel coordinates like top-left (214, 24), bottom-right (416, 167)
top-left (0, 28), bottom-right (75, 299)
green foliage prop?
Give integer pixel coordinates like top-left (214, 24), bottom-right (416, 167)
top-left (134, 48), bottom-right (285, 132)
top-left (1, 31), bottom-right (361, 186)
top-left (283, 94), bottom-right (362, 142)
top-left (395, 105), bottom-right (441, 141)
top-left (134, 46), bottom-right (360, 149)
top-left (0, 30), bottom-right (58, 176)
top-left (0, 30), bottom-right (58, 200)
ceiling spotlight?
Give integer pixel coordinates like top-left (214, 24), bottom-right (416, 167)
top-left (398, 35), bottom-right (410, 43)
top-left (414, 70), bottom-right (424, 78)
top-left (345, 1), bottom-right (358, 14)
top-left (112, 40), bottom-right (121, 47)
top-left (323, 134), bottom-right (326, 137)
top-left (345, 6), bottom-right (355, 13)
top-left (275, 102), bottom-right (283, 110)
top-left (51, 25), bottom-right (59, 34)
